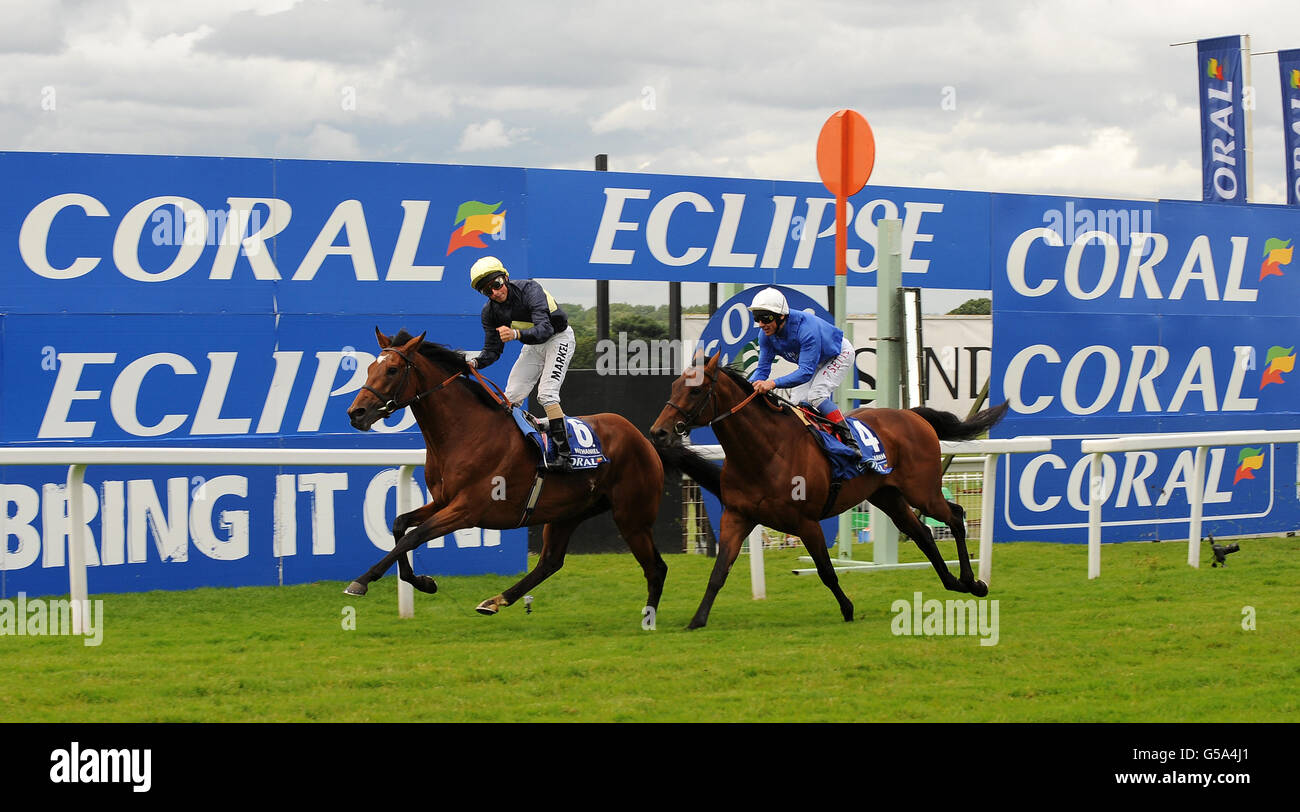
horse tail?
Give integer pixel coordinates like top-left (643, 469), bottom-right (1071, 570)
top-left (910, 401), bottom-right (1010, 442)
top-left (654, 442), bottom-right (722, 497)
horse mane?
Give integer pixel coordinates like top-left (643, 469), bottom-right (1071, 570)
top-left (718, 364), bottom-right (755, 394)
top-left (390, 329), bottom-right (501, 410)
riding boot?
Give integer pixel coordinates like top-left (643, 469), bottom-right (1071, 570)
top-left (833, 416), bottom-right (863, 460)
top-left (547, 419), bottom-right (571, 469)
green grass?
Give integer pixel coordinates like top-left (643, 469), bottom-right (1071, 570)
top-left (2, 537), bottom-right (1297, 723)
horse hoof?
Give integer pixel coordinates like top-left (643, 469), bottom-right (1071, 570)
top-left (475, 596), bottom-right (505, 615)
top-left (344, 581), bottom-right (368, 596)
top-left (411, 575), bottom-right (438, 594)
top-left (970, 580), bottom-right (989, 598)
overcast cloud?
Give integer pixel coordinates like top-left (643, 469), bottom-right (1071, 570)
top-left (2, 0), bottom-right (1297, 309)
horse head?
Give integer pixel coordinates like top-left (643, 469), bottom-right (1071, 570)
top-left (347, 327), bottom-right (428, 431)
top-left (650, 351), bottom-right (726, 445)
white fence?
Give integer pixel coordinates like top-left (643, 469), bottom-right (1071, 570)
top-left (1079, 429), bottom-right (1300, 579)
top-left (0, 447), bottom-right (429, 632)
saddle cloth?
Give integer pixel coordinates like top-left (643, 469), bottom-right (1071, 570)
top-left (510, 407), bottom-right (608, 471)
top-left (795, 406), bottom-right (893, 480)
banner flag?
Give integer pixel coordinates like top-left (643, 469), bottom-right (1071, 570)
top-left (1197, 36), bottom-right (1250, 203)
top-left (1279, 48), bottom-right (1300, 206)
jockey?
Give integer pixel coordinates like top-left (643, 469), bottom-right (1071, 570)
top-left (746, 287), bottom-right (861, 456)
top-left (468, 256), bottom-right (577, 467)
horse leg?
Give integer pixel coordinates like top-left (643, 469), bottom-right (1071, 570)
top-left (475, 516), bottom-right (581, 615)
top-left (611, 491), bottom-right (668, 629)
top-left (941, 500), bottom-right (987, 597)
top-left (793, 518), bottom-right (854, 622)
top-left (344, 503), bottom-right (468, 596)
top-left (615, 522), bottom-right (667, 630)
top-left (868, 487), bottom-right (972, 595)
top-left (393, 502), bottom-right (441, 595)
top-left (687, 510), bottom-right (755, 630)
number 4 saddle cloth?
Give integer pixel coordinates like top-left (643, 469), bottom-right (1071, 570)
top-left (509, 406), bottom-right (609, 472)
top-left (792, 404), bottom-right (893, 481)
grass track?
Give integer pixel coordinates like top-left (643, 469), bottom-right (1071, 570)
top-left (2, 538), bottom-right (1297, 723)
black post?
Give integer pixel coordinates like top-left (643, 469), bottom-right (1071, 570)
top-left (595, 154), bottom-right (610, 343)
top-left (826, 286), bottom-right (836, 320)
top-left (669, 281), bottom-right (681, 342)
top-left (708, 283), bottom-right (717, 315)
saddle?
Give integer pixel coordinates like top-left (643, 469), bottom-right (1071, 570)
top-left (788, 403), bottom-right (893, 480)
top-left (510, 407), bottom-right (608, 472)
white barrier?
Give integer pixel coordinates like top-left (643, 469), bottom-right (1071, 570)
top-left (1078, 429), bottom-right (1300, 579)
top-left (686, 437), bottom-right (1052, 596)
top-left (0, 447), bottom-right (429, 632)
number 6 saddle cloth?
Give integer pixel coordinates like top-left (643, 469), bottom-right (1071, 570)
top-left (509, 406), bottom-right (609, 472)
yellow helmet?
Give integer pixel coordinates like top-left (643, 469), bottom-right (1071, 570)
top-left (470, 256), bottom-right (509, 291)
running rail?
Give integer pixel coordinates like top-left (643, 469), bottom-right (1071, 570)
top-left (0, 447), bottom-right (429, 633)
top-left (1079, 429), bottom-right (1300, 579)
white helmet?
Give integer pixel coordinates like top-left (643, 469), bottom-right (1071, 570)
top-left (747, 287), bottom-right (789, 317)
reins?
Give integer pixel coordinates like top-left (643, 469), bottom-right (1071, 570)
top-left (363, 347), bottom-right (508, 418)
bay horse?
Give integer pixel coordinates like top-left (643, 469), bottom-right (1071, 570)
top-left (345, 328), bottom-right (671, 625)
top-left (649, 352), bottom-right (1009, 629)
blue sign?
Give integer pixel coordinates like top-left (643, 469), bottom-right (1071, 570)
top-left (1279, 48), bottom-right (1300, 207)
top-left (990, 192), bottom-right (1299, 541)
top-left (0, 152), bottom-right (536, 597)
top-left (1197, 36), bottom-right (1250, 203)
top-left (526, 168), bottom-right (991, 289)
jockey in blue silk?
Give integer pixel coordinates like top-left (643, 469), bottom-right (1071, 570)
top-left (746, 287), bottom-right (862, 457)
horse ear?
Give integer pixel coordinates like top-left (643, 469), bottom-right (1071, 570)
top-left (402, 331), bottom-right (426, 351)
top-left (375, 327), bottom-right (392, 348)
top-left (706, 352), bottom-right (721, 369)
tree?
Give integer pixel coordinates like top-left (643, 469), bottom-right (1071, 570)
top-left (947, 297), bottom-right (991, 315)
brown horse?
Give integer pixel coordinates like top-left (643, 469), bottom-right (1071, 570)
top-left (649, 352), bottom-right (1009, 629)
top-left (345, 328), bottom-right (671, 625)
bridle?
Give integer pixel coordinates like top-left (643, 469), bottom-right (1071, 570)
top-left (359, 347), bottom-right (463, 419)
top-left (663, 365), bottom-right (761, 436)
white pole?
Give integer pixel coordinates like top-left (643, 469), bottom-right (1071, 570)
top-left (66, 464), bottom-right (89, 636)
top-left (1188, 446), bottom-right (1207, 568)
top-left (396, 464), bottom-right (416, 618)
top-left (978, 453), bottom-right (998, 586)
top-left (1088, 452), bottom-right (1103, 579)
top-left (1243, 35), bottom-right (1254, 203)
top-left (749, 526), bottom-right (766, 600)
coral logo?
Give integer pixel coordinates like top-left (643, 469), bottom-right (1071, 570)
top-left (1233, 447), bottom-right (1264, 485)
top-left (446, 200), bottom-right (506, 255)
top-left (1259, 346), bottom-right (1296, 389)
top-left (1207, 58), bottom-right (1224, 80)
top-left (1260, 237), bottom-right (1293, 280)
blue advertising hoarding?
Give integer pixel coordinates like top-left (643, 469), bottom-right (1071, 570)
top-left (1197, 36), bottom-right (1250, 203)
top-left (990, 192), bottom-right (1299, 542)
top-left (3, 150), bottom-right (1298, 598)
top-left (1, 152), bottom-right (529, 597)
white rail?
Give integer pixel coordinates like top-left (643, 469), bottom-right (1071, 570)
top-left (0, 447), bottom-right (428, 632)
top-left (1078, 429), bottom-right (1300, 579)
top-left (687, 437), bottom-right (1052, 596)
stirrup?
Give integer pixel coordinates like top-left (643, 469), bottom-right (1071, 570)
top-left (546, 422), bottom-right (571, 469)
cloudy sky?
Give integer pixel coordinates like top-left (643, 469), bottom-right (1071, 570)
top-left (3, 0), bottom-right (1297, 311)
